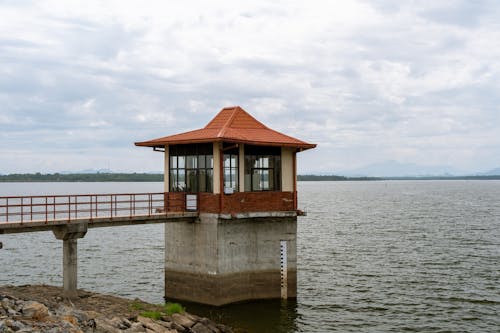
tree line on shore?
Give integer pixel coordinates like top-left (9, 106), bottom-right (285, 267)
top-left (1, 172), bottom-right (499, 182)
top-left (0, 173), bottom-right (164, 182)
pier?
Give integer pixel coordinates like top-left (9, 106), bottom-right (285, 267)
top-left (1, 106), bottom-right (316, 306)
top-left (0, 192), bottom-right (198, 297)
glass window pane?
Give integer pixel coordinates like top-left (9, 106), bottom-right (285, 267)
top-left (262, 157), bottom-right (269, 168)
top-left (186, 169), bottom-right (197, 192)
top-left (262, 170), bottom-right (269, 190)
top-left (252, 169), bottom-right (261, 191)
top-left (170, 156), bottom-right (177, 169)
top-left (186, 156), bottom-right (197, 169)
top-left (198, 155), bottom-right (206, 168)
top-left (169, 170), bottom-right (176, 192)
top-left (177, 170), bottom-right (185, 191)
top-left (206, 169), bottom-right (213, 192)
top-left (178, 156), bottom-right (185, 168)
top-left (198, 170), bottom-right (206, 192)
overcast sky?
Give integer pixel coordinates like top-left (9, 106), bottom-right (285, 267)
top-left (1, 0), bottom-right (499, 175)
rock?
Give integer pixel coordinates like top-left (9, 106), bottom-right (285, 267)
top-left (136, 316), bottom-right (155, 326)
top-left (216, 324), bottom-right (234, 333)
top-left (136, 316), bottom-right (175, 333)
top-left (4, 318), bottom-right (26, 331)
top-left (191, 322), bottom-right (213, 333)
top-left (21, 301), bottom-right (49, 320)
top-left (124, 322), bottom-right (146, 333)
top-left (109, 316), bottom-right (131, 329)
top-left (155, 320), bottom-right (172, 329)
top-left (7, 309), bottom-right (18, 317)
top-left (0, 320), bottom-right (14, 333)
top-left (95, 317), bottom-right (123, 333)
top-left (1, 299), bottom-right (12, 310)
top-left (171, 313), bottom-right (195, 329)
top-left (0, 288), bottom-right (234, 333)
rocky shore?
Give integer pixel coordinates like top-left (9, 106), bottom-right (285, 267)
top-left (0, 285), bottom-right (235, 333)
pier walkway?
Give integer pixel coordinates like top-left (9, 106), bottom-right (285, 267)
top-left (0, 192), bottom-right (199, 297)
top-left (0, 192), bottom-right (198, 233)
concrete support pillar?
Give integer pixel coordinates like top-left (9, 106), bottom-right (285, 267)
top-left (62, 239), bottom-right (78, 297)
top-left (53, 223), bottom-right (88, 298)
top-left (164, 214), bottom-right (297, 305)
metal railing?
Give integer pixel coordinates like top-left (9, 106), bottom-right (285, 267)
top-left (0, 192), bottom-right (191, 224)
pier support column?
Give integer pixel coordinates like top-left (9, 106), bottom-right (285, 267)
top-left (52, 223), bottom-right (88, 298)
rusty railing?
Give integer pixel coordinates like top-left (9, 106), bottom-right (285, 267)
top-left (0, 192), bottom-right (190, 224)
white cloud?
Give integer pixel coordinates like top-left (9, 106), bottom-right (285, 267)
top-left (1, 0), bottom-right (500, 174)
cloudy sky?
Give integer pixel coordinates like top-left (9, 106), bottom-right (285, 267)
top-left (1, 0), bottom-right (499, 175)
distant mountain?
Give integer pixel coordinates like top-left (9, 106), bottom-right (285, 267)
top-left (337, 160), bottom-right (461, 178)
top-left (479, 167), bottom-right (500, 176)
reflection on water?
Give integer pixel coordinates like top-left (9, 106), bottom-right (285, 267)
top-left (176, 299), bottom-right (299, 333)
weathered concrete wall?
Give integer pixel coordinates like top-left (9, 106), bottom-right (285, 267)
top-left (164, 214), bottom-right (297, 305)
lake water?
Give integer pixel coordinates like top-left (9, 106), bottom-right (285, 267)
top-left (1, 181), bottom-right (499, 332)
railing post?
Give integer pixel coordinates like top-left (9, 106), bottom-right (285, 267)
top-left (68, 196), bottom-right (71, 222)
top-left (45, 197), bottom-right (48, 224)
top-left (148, 194), bottom-right (151, 216)
top-left (129, 194), bottom-right (133, 217)
top-left (53, 196), bottom-right (56, 221)
top-left (110, 195), bottom-right (113, 218)
top-left (6, 198), bottom-right (8, 223)
top-left (30, 197), bottom-right (33, 221)
top-left (20, 197), bottom-right (23, 224)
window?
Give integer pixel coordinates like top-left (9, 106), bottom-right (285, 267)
top-left (169, 144), bottom-right (213, 192)
top-left (224, 153), bottom-right (238, 193)
top-left (244, 145), bottom-right (281, 191)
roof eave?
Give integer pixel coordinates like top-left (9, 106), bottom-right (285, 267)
top-left (134, 138), bottom-right (217, 147)
top-left (135, 138), bottom-right (316, 150)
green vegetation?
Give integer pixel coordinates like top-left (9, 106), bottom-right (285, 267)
top-left (164, 302), bottom-right (185, 315)
top-left (139, 311), bottom-right (163, 320)
top-left (298, 174), bottom-right (500, 181)
top-left (1, 172), bottom-right (499, 183)
top-left (129, 300), bottom-right (185, 319)
top-left (128, 300), bottom-right (146, 311)
top-left (0, 173), bottom-right (163, 182)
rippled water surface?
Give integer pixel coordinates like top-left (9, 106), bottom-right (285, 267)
top-left (1, 181), bottom-right (499, 332)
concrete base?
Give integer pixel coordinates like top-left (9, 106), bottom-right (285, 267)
top-left (164, 213), bottom-right (297, 306)
top-left (165, 269), bottom-right (297, 306)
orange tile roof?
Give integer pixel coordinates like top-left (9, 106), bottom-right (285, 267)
top-left (135, 106), bottom-right (316, 150)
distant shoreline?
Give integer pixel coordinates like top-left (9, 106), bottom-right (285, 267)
top-left (1, 172), bottom-right (500, 182)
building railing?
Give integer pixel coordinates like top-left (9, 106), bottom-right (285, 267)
top-left (0, 192), bottom-right (193, 224)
